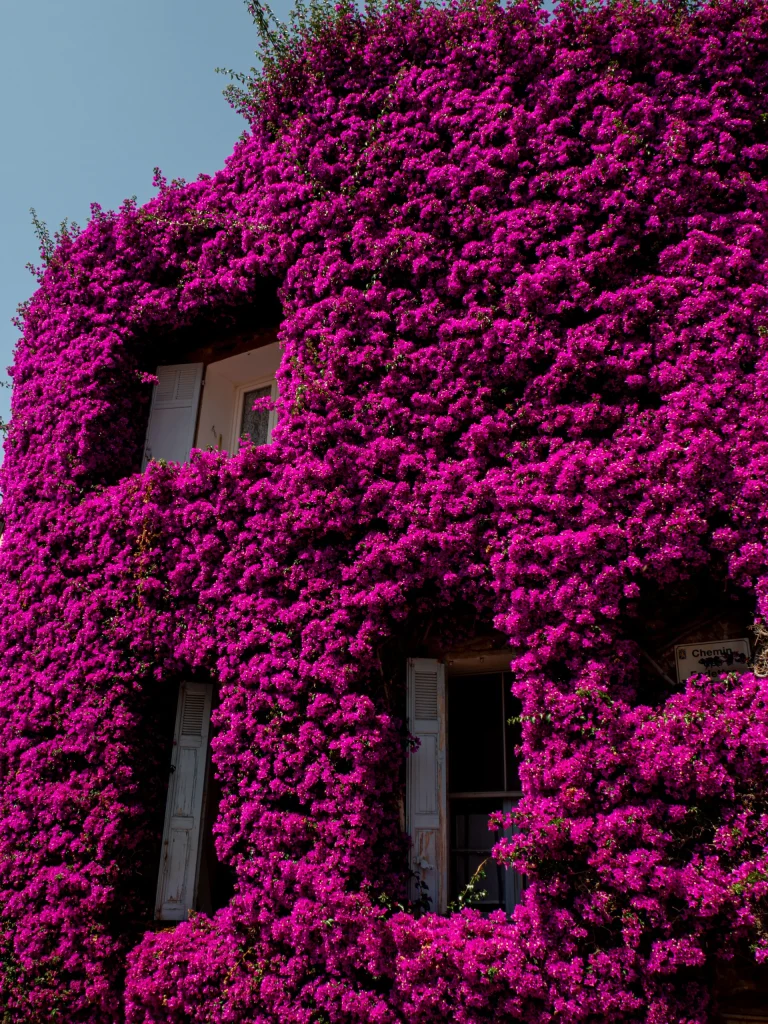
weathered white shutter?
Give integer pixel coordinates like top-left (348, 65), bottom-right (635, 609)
top-left (155, 682), bottom-right (213, 921)
top-left (406, 658), bottom-right (447, 913)
top-left (142, 363), bottom-right (203, 469)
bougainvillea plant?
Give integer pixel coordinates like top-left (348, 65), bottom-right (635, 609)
top-left (2, 0), bottom-right (768, 1020)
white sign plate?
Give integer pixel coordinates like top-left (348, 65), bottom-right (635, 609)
top-left (675, 638), bottom-right (751, 683)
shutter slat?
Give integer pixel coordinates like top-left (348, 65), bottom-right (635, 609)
top-left (175, 365), bottom-right (202, 403)
top-left (181, 694), bottom-right (206, 736)
top-left (414, 672), bottom-right (438, 719)
top-left (155, 372), bottom-right (177, 405)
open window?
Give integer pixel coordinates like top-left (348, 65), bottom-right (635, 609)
top-left (406, 656), bottom-right (524, 915)
top-left (154, 682), bottom-right (234, 922)
top-left (193, 343), bottom-right (280, 454)
top-left (141, 341), bottom-right (280, 467)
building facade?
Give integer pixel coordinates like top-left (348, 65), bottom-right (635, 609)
top-left (2, 1), bottom-right (768, 1021)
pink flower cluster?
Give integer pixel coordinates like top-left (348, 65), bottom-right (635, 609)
top-left (2, 1), bottom-right (768, 1020)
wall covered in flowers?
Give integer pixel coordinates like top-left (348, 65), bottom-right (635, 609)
top-left (2, 0), bottom-right (768, 1020)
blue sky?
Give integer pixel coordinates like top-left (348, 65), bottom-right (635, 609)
top-left (0, 0), bottom-right (294, 428)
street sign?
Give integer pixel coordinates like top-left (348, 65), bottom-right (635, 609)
top-left (674, 638), bottom-right (751, 684)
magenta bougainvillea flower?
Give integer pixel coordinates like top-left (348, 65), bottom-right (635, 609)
top-left (2, 0), bottom-right (768, 1021)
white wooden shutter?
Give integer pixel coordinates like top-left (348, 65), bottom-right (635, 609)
top-left (155, 682), bottom-right (213, 921)
top-left (406, 658), bottom-right (447, 913)
top-left (142, 363), bottom-right (203, 469)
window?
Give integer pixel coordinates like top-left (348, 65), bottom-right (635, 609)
top-left (232, 377), bottom-right (278, 451)
top-left (141, 342), bottom-right (281, 467)
top-left (406, 658), bottom-right (524, 916)
top-left (447, 671), bottom-right (522, 913)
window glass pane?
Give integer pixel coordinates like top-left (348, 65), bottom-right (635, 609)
top-left (448, 672), bottom-right (504, 793)
top-left (196, 762), bottom-right (236, 916)
top-left (450, 797), bottom-right (506, 911)
top-left (503, 673), bottom-right (522, 790)
top-left (240, 385), bottom-right (272, 446)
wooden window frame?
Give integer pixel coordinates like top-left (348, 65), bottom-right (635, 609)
top-left (229, 376), bottom-right (278, 454)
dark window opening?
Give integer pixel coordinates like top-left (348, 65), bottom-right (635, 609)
top-left (196, 757), bottom-right (236, 916)
top-left (447, 671), bottom-right (524, 914)
top-left (451, 797), bottom-right (524, 913)
top-left (629, 578), bottom-right (754, 701)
